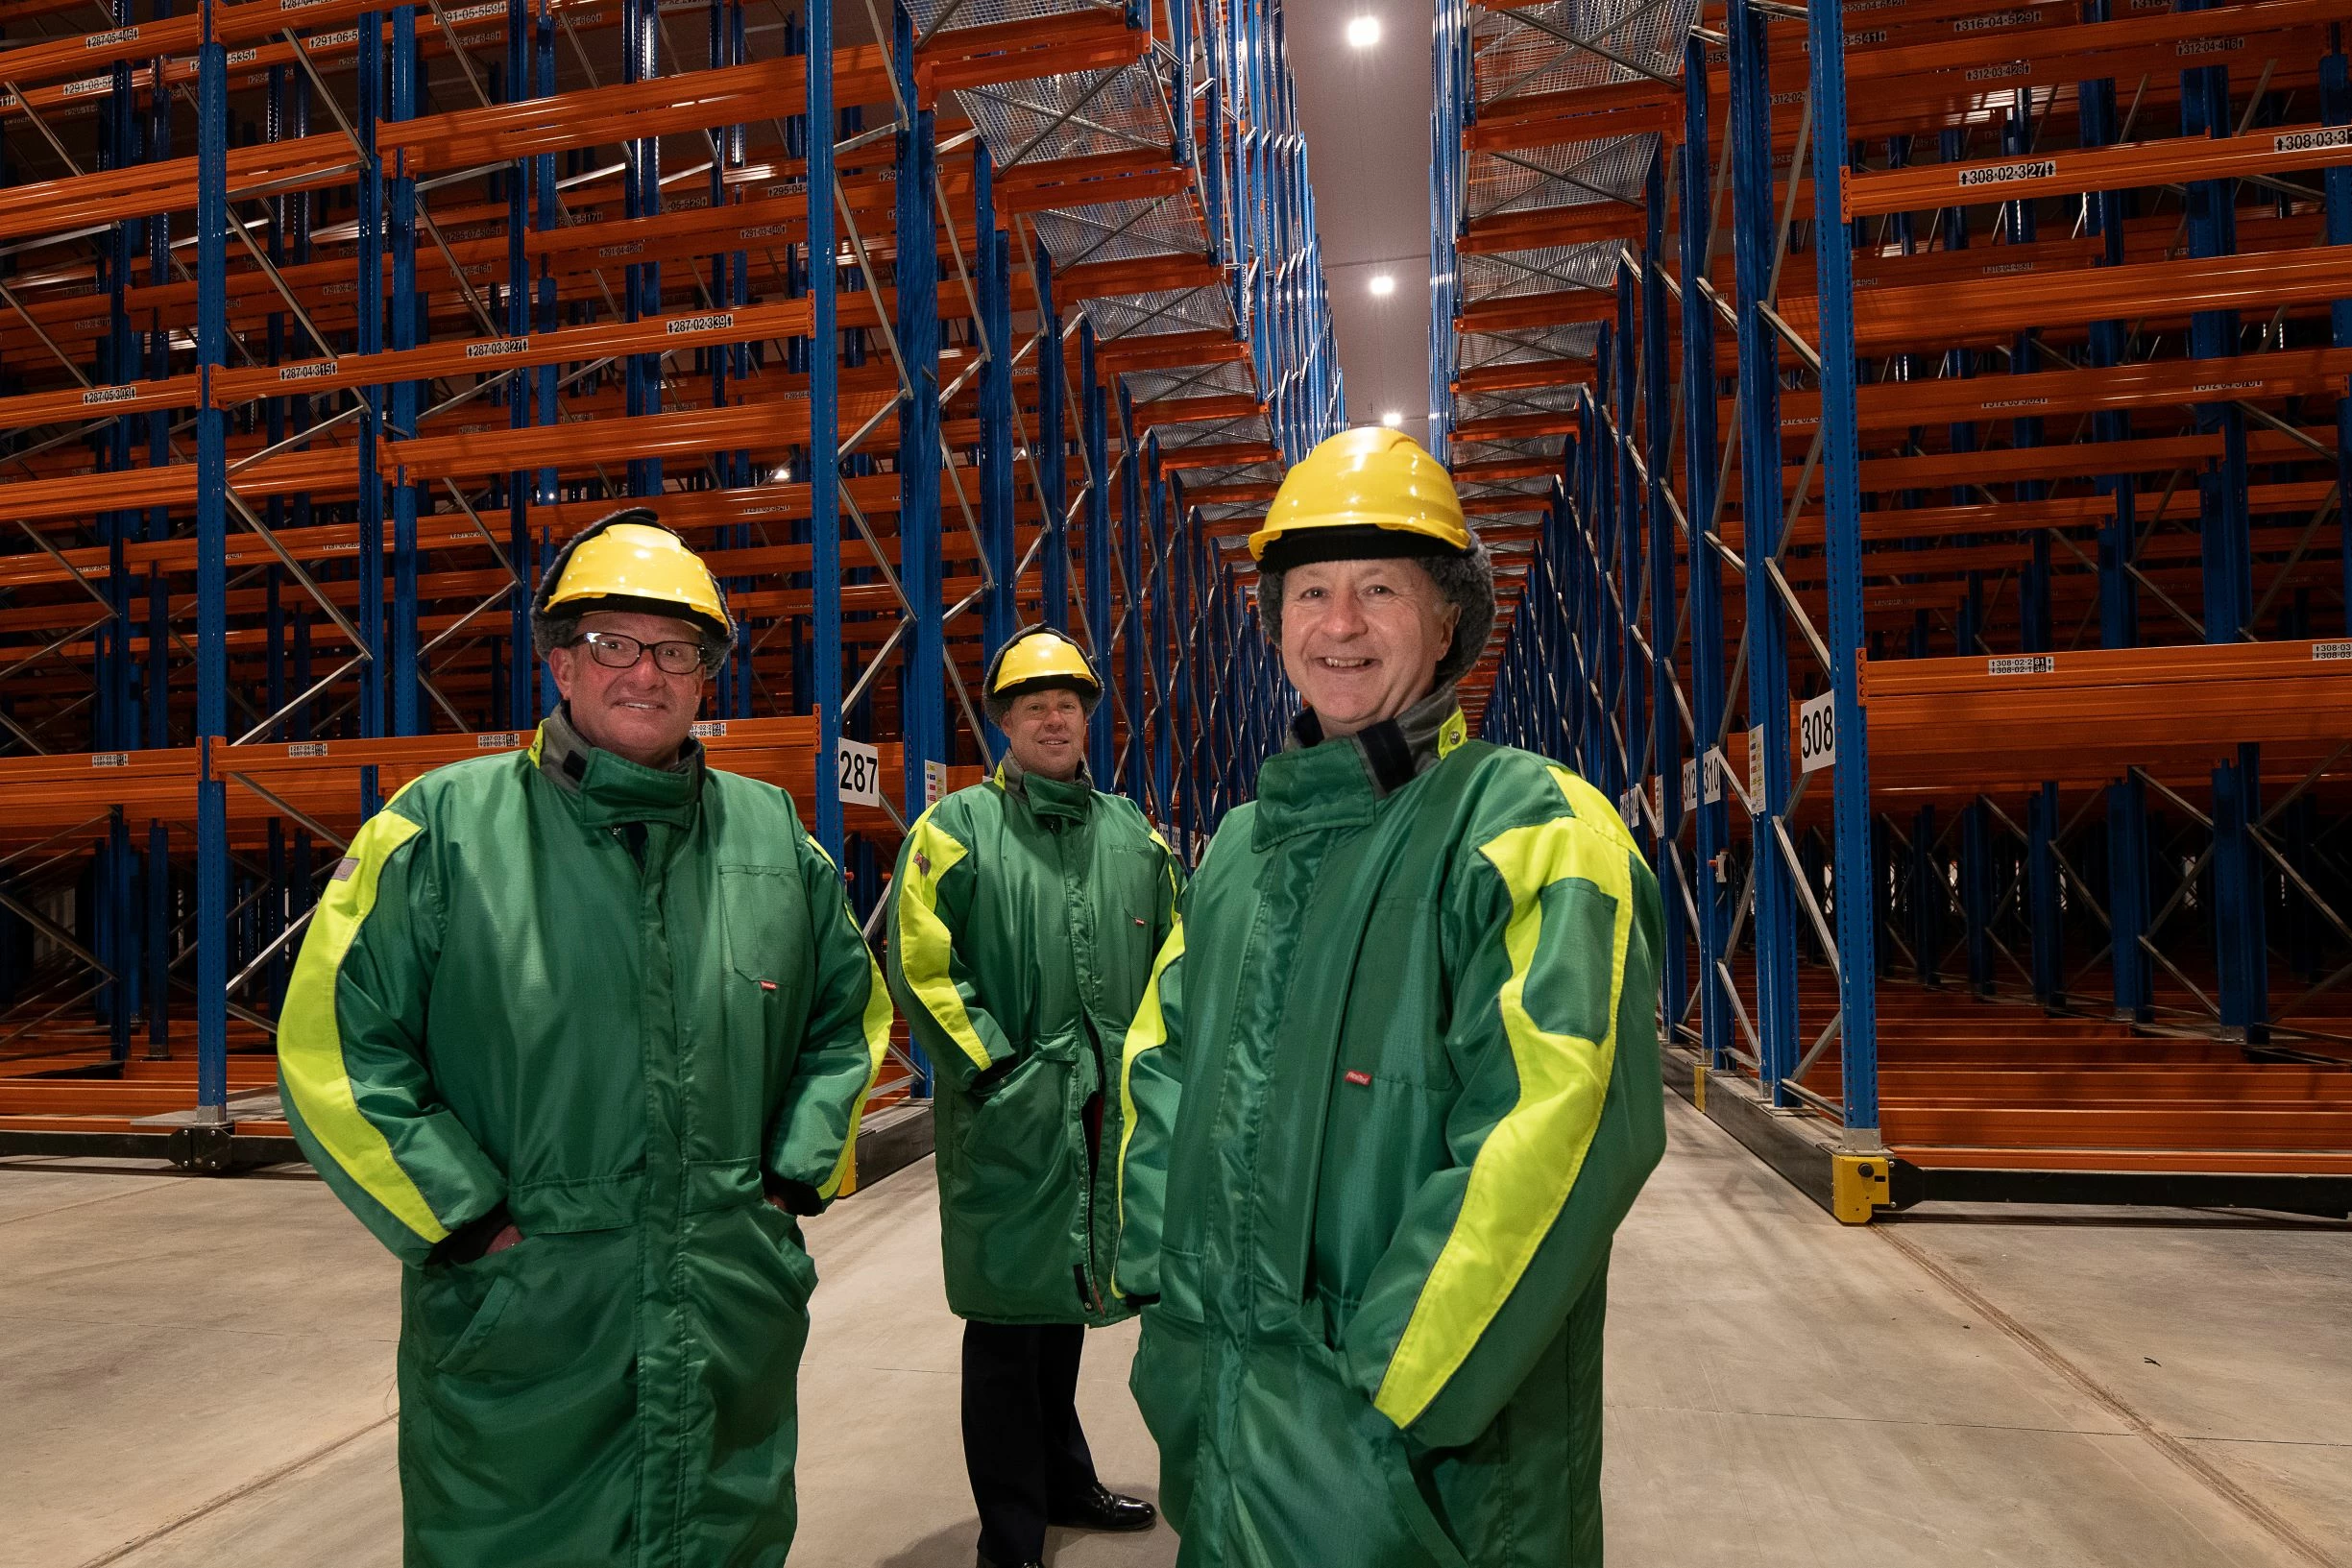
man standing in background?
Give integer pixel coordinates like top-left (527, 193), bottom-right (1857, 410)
top-left (889, 625), bottom-right (1178, 1568)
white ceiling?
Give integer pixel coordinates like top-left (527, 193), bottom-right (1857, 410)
top-left (1286, 0), bottom-right (1437, 451)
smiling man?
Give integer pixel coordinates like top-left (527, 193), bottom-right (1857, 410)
top-left (278, 510), bottom-right (889, 1567)
top-left (887, 626), bottom-right (1178, 1568)
top-left (1117, 428), bottom-right (1667, 1567)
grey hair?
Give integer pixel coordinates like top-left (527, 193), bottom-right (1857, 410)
top-left (1257, 540), bottom-right (1497, 692)
top-left (532, 611), bottom-right (584, 663)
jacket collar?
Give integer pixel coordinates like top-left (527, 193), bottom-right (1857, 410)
top-left (529, 706), bottom-right (704, 829)
top-left (1252, 688), bottom-right (1468, 851)
top-left (994, 756), bottom-right (1095, 824)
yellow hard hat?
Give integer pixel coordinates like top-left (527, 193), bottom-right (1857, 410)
top-left (533, 510), bottom-right (733, 664)
top-left (1248, 426), bottom-right (1471, 570)
top-left (983, 625), bottom-right (1101, 722)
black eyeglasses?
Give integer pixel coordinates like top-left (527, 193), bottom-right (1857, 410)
top-left (573, 631), bottom-right (708, 676)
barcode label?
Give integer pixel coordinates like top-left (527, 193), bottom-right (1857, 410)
top-left (691, 720), bottom-right (728, 737)
top-left (1958, 158), bottom-right (2055, 187)
top-left (91, 752), bottom-right (129, 767)
top-left (1987, 656), bottom-right (2055, 675)
top-left (286, 741), bottom-right (329, 758)
top-left (477, 732), bottom-right (521, 747)
top-left (2275, 127), bottom-right (2352, 155)
top-left (2313, 641), bottom-right (2352, 662)
top-left (1952, 9), bottom-right (2035, 31)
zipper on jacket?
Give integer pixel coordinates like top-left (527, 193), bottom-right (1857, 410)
top-left (1078, 1011), bottom-right (1108, 1315)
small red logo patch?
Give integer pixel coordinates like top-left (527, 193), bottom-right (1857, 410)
top-left (759, 979), bottom-right (778, 992)
top-left (1344, 1070), bottom-right (1372, 1086)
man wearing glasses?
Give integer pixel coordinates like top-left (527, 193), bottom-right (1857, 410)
top-left (279, 509), bottom-right (891, 1567)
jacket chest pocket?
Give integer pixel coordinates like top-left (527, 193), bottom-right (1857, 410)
top-left (1308, 895), bottom-right (1457, 1304)
top-left (1076, 846), bottom-right (1162, 1010)
top-left (718, 864), bottom-right (810, 1052)
top-left (1335, 895), bottom-right (1455, 1089)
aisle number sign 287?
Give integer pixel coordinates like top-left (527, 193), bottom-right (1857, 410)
top-left (837, 737), bottom-right (884, 807)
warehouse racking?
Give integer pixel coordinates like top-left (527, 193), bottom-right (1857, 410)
top-left (0, 0), bottom-right (1329, 1161)
top-left (1457, 0), bottom-right (2352, 1215)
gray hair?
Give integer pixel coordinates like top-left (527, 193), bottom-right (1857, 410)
top-left (1258, 541), bottom-right (1497, 693)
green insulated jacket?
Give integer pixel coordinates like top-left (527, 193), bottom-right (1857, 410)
top-left (278, 712), bottom-right (889, 1568)
top-left (887, 762), bottom-right (1180, 1324)
top-left (1117, 706), bottom-right (1665, 1568)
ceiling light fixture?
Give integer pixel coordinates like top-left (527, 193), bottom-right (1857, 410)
top-left (1368, 273), bottom-right (1394, 297)
top-left (1381, 410), bottom-right (1403, 428)
top-left (1346, 14), bottom-right (1381, 48)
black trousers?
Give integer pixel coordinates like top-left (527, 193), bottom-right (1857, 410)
top-left (962, 1320), bottom-right (1098, 1564)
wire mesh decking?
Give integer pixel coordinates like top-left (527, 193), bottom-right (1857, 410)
top-left (0, 0), bottom-right (1329, 1156)
top-left (1453, 0), bottom-right (2352, 1214)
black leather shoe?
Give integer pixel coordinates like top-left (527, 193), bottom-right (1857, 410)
top-left (1049, 1482), bottom-right (1158, 1532)
top-left (974, 1557), bottom-right (1042, 1568)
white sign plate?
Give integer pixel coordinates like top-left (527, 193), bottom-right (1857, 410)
top-left (923, 759), bottom-right (950, 808)
top-left (837, 737), bottom-right (883, 808)
top-left (1704, 747), bottom-right (1726, 806)
top-left (1799, 692), bottom-right (1837, 774)
top-left (1746, 725), bottom-right (1766, 810)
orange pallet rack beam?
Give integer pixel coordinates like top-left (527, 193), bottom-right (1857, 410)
top-left (1845, 119), bottom-right (2352, 217)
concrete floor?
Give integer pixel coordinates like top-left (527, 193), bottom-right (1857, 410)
top-left (3, 1096), bottom-right (2346, 1568)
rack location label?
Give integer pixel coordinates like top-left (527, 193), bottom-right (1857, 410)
top-left (2275, 127), bottom-right (2352, 155)
top-left (1957, 158), bottom-right (2055, 187)
top-left (1798, 692), bottom-right (1836, 774)
top-left (837, 737), bottom-right (883, 808)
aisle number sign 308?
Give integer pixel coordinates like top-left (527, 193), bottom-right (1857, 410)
top-left (1798, 692), bottom-right (1836, 775)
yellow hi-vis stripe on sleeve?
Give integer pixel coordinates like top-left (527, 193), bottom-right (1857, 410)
top-left (278, 808), bottom-right (450, 1246)
top-left (1112, 915), bottom-right (1185, 1296)
top-left (1372, 777), bottom-right (1631, 1431)
top-left (1545, 762), bottom-right (1643, 860)
top-left (817, 945), bottom-right (896, 1201)
top-left (894, 812), bottom-right (993, 1072)
top-left (1115, 914), bottom-right (1185, 1215)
